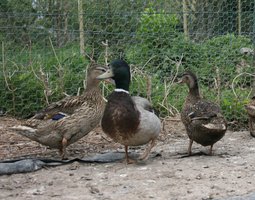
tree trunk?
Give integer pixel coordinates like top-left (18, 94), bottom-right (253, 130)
top-left (78, 0), bottom-right (85, 57)
top-left (237, 0), bottom-right (241, 35)
top-left (252, 1), bottom-right (255, 97)
top-left (63, 1), bottom-right (69, 44)
top-left (182, 0), bottom-right (188, 39)
top-left (56, 0), bottom-right (62, 47)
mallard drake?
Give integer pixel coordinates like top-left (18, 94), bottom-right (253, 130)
top-left (179, 71), bottom-right (227, 155)
top-left (11, 62), bottom-right (107, 159)
top-left (245, 96), bottom-right (255, 137)
top-left (97, 59), bottom-right (161, 164)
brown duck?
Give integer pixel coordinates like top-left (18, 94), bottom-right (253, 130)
top-left (11, 62), bottom-right (106, 159)
top-left (179, 71), bottom-right (227, 155)
top-left (97, 59), bottom-right (161, 164)
top-left (245, 96), bottom-right (255, 137)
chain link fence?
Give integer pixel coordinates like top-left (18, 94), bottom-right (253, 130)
top-left (0, 0), bottom-right (254, 130)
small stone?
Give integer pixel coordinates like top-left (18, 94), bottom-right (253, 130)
top-left (81, 176), bottom-right (92, 181)
top-left (196, 174), bottom-right (202, 180)
top-left (68, 161), bottom-right (80, 170)
top-left (48, 181), bottom-right (53, 186)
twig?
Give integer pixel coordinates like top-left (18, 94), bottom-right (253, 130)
top-left (102, 40), bottom-right (109, 66)
top-left (2, 42), bottom-right (17, 113)
top-left (160, 54), bottom-right (183, 116)
top-left (158, 102), bottom-right (175, 116)
top-left (49, 37), bottom-right (64, 94)
top-left (49, 37), bottom-right (62, 69)
top-left (31, 65), bottom-right (52, 105)
top-left (231, 72), bottom-right (255, 99)
top-left (215, 66), bottom-right (221, 104)
top-left (146, 76), bottom-right (152, 102)
top-left (141, 55), bottom-right (156, 70)
top-left (49, 37), bottom-right (65, 93)
top-left (2, 43), bottom-right (17, 92)
top-left (162, 54), bottom-right (183, 102)
top-left (101, 135), bottom-right (112, 143)
top-left (84, 50), bottom-right (95, 62)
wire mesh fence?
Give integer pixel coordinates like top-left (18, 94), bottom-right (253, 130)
top-left (0, 0), bottom-right (254, 130)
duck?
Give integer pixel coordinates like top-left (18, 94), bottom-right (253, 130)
top-left (11, 62), bottom-right (107, 159)
top-left (179, 71), bottom-right (227, 155)
top-left (245, 96), bottom-right (255, 137)
top-left (96, 59), bottom-right (161, 164)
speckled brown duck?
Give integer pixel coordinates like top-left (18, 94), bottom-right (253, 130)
top-left (97, 59), bottom-right (161, 164)
top-left (179, 71), bottom-right (227, 155)
top-left (11, 62), bottom-right (107, 159)
top-left (245, 96), bottom-right (255, 137)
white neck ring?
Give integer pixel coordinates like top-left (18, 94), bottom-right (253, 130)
top-left (114, 88), bottom-right (129, 94)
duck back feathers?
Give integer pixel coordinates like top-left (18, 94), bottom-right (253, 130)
top-left (181, 99), bottom-right (226, 146)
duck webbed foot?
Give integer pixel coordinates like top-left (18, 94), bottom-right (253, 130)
top-left (138, 138), bottom-right (156, 161)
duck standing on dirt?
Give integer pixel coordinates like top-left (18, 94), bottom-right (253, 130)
top-left (97, 59), bottom-right (161, 164)
top-left (245, 96), bottom-right (255, 137)
top-left (11, 62), bottom-right (107, 159)
top-left (179, 71), bottom-right (227, 155)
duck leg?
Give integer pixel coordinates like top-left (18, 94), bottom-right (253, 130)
top-left (59, 137), bottom-right (68, 160)
top-left (138, 138), bottom-right (156, 161)
top-left (209, 144), bottom-right (213, 156)
top-left (188, 139), bottom-right (193, 156)
top-left (124, 145), bottom-right (135, 164)
top-left (250, 118), bottom-right (255, 137)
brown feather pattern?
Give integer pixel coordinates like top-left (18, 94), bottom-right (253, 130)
top-left (101, 92), bottom-right (140, 143)
top-left (11, 62), bottom-right (106, 158)
top-left (180, 71), bottom-right (227, 153)
top-left (245, 97), bottom-right (255, 137)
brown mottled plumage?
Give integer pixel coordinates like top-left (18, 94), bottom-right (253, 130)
top-left (179, 71), bottom-right (227, 155)
top-left (245, 96), bottom-right (255, 137)
top-left (97, 59), bottom-right (161, 164)
top-left (11, 62), bottom-right (106, 159)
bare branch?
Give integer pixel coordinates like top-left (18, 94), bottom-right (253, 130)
top-left (231, 72), bottom-right (255, 99)
top-left (102, 40), bottom-right (109, 66)
top-left (31, 64), bottom-right (52, 105)
top-left (2, 42), bottom-right (17, 92)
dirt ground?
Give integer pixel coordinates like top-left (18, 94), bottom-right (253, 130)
top-left (0, 116), bottom-right (255, 200)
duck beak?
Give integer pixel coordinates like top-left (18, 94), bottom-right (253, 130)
top-left (97, 68), bottom-right (114, 80)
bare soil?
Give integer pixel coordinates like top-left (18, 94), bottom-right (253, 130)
top-left (0, 116), bottom-right (255, 200)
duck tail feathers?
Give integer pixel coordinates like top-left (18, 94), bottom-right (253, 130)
top-left (11, 125), bottom-right (37, 136)
top-left (202, 123), bottom-right (227, 131)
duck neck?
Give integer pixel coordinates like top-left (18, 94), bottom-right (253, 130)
top-left (187, 85), bottom-right (201, 103)
top-left (85, 77), bottom-right (99, 91)
top-left (115, 80), bottom-right (130, 92)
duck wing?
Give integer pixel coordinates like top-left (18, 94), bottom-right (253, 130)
top-left (11, 100), bottom-right (104, 149)
top-left (33, 95), bottom-right (86, 120)
top-left (131, 96), bottom-right (161, 144)
top-left (131, 96), bottom-right (154, 112)
top-left (182, 100), bottom-right (227, 131)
